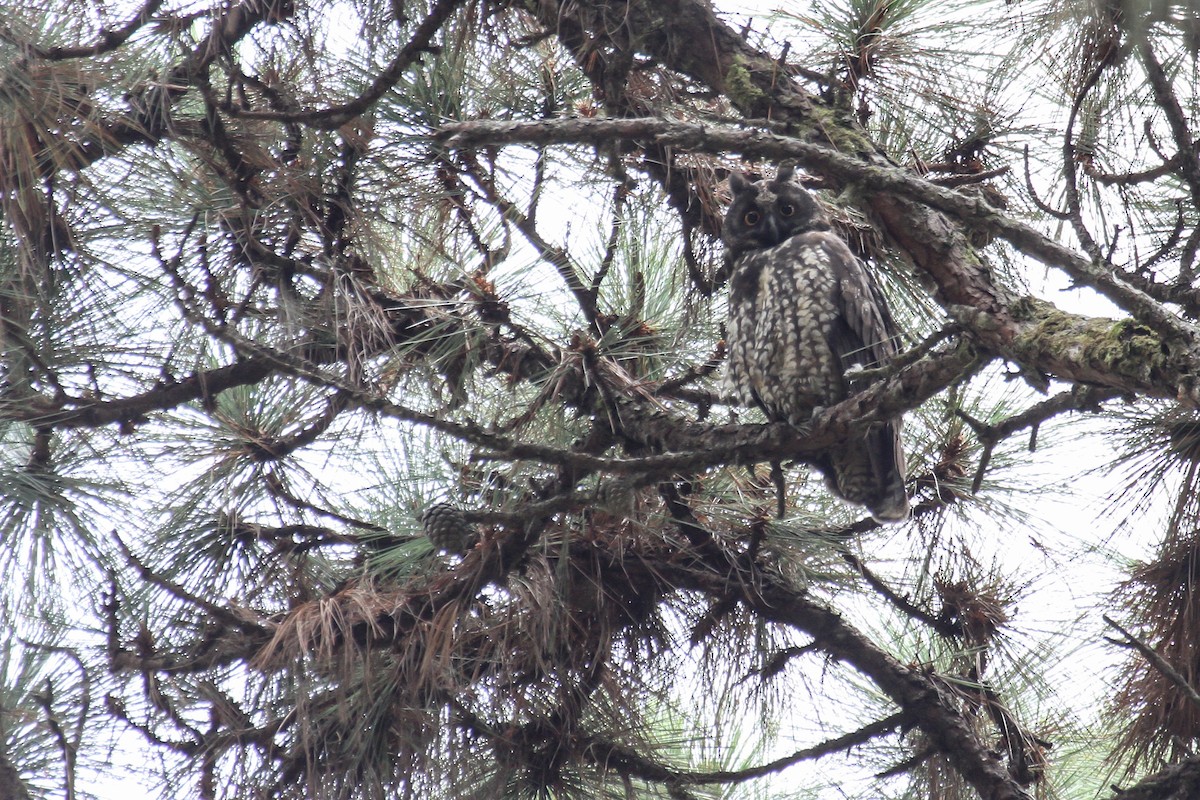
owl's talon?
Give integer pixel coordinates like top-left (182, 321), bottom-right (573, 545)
top-left (784, 405), bottom-right (822, 434)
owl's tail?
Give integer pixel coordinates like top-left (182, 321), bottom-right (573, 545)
top-left (827, 419), bottom-right (909, 523)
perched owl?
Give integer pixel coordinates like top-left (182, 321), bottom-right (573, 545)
top-left (722, 166), bottom-right (909, 522)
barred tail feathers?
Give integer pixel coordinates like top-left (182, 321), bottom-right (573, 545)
top-left (828, 419), bottom-right (909, 523)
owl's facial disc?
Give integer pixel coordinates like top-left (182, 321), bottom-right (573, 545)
top-left (752, 186), bottom-right (784, 245)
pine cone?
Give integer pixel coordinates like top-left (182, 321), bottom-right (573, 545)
top-left (420, 503), bottom-right (475, 554)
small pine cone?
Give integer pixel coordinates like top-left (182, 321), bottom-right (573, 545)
top-left (420, 503), bottom-right (475, 554)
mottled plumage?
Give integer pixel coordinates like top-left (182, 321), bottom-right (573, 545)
top-left (723, 166), bottom-right (909, 522)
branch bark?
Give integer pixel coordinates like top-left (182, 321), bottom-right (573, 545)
top-left (437, 117), bottom-right (1199, 396)
top-left (1108, 755), bottom-right (1200, 800)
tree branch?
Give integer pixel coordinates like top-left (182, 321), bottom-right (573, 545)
top-left (7, 0), bottom-right (166, 60)
top-left (584, 711), bottom-right (906, 786)
top-left (1107, 754), bottom-right (1200, 800)
top-left (217, 0), bottom-right (468, 129)
top-left (1104, 615), bottom-right (1200, 713)
top-left (653, 549), bottom-right (1034, 800)
top-left (436, 116), bottom-right (1200, 357)
top-left (1136, 37), bottom-right (1200, 211)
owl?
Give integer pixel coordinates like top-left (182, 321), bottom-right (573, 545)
top-left (722, 166), bottom-right (909, 522)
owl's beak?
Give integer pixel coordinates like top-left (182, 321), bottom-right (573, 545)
top-left (762, 214), bottom-right (781, 246)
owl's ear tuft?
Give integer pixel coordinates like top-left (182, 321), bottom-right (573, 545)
top-left (729, 171), bottom-right (751, 194)
top-left (774, 163), bottom-right (796, 184)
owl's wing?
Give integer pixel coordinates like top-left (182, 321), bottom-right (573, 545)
top-left (812, 231), bottom-right (909, 521)
top-left (810, 232), bottom-right (901, 375)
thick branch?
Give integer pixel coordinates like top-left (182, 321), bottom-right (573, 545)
top-left (0, 358), bottom-right (276, 430)
top-left (1108, 755), bottom-right (1200, 800)
top-left (647, 545), bottom-right (1032, 800)
top-left (436, 116), bottom-right (1197, 356)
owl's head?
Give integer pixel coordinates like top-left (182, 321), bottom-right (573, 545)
top-left (722, 166), bottom-right (826, 261)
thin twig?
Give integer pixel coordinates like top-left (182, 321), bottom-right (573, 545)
top-left (1061, 56), bottom-right (1112, 266)
top-left (672, 711), bottom-right (907, 784)
top-left (1104, 614), bottom-right (1200, 713)
top-left (928, 165), bottom-right (1011, 187)
top-left (956, 386), bottom-right (1117, 493)
top-left (31, 680), bottom-right (76, 800)
top-left (843, 323), bottom-right (961, 384)
top-left (455, 154), bottom-right (601, 329)
top-left (438, 116), bottom-right (1199, 346)
top-left (216, 0), bottom-right (467, 129)
top-left (110, 530), bottom-right (263, 633)
top-left (843, 553), bottom-right (962, 639)
top-left (1137, 37), bottom-right (1200, 210)
top-left (1022, 145), bottom-right (1071, 220)
top-left (12, 0), bottom-right (165, 60)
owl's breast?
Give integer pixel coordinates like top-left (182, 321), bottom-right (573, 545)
top-left (725, 236), bottom-right (846, 424)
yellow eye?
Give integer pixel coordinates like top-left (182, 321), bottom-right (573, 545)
top-left (779, 202), bottom-right (795, 217)
top-left (743, 210), bottom-right (760, 225)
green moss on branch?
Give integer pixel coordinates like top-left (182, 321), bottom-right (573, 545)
top-left (1011, 298), bottom-right (1173, 387)
top-left (723, 59), bottom-right (766, 112)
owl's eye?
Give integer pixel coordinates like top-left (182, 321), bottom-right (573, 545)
top-left (743, 210), bottom-right (761, 225)
top-left (779, 202), bottom-right (796, 217)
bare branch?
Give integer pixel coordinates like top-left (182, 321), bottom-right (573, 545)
top-left (583, 711), bottom-right (907, 786)
top-left (1104, 615), bottom-right (1200, 713)
top-left (437, 116), bottom-right (1200, 349)
top-left (215, 0), bottom-right (468, 129)
top-left (5, 0), bottom-right (165, 60)
top-left (1136, 37), bottom-right (1200, 210)
top-left (1061, 53), bottom-right (1112, 267)
top-left (957, 385), bottom-right (1118, 492)
top-left (843, 553), bottom-right (962, 639)
top-left (454, 154), bottom-right (601, 329)
top-left (1106, 754), bottom-right (1200, 800)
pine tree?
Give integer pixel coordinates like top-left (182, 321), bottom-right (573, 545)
top-left (3, 0), bottom-right (1200, 798)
